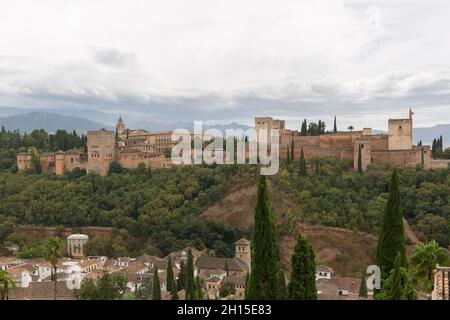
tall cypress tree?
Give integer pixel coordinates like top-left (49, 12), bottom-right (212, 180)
top-left (171, 280), bottom-right (178, 300)
top-left (299, 147), bottom-right (307, 177)
top-left (359, 272), bottom-right (368, 298)
top-left (166, 256), bottom-right (174, 293)
top-left (333, 116), bottom-right (337, 133)
top-left (291, 138), bottom-right (295, 161)
top-left (377, 252), bottom-right (416, 300)
top-left (286, 145), bottom-right (290, 164)
top-left (357, 145), bottom-right (363, 174)
top-left (389, 253), bottom-right (403, 300)
top-left (246, 176), bottom-right (282, 300)
top-left (177, 260), bottom-right (186, 290)
top-left (185, 249), bottom-right (195, 300)
top-left (152, 266), bottom-right (161, 300)
top-left (194, 276), bottom-right (203, 300)
top-left (287, 234), bottom-right (317, 300)
top-left (277, 267), bottom-right (287, 300)
top-left (432, 139), bottom-right (437, 156)
top-left (224, 261), bottom-right (229, 276)
top-left (301, 119), bottom-right (308, 136)
top-left (244, 271), bottom-right (249, 298)
top-left (376, 169), bottom-right (406, 279)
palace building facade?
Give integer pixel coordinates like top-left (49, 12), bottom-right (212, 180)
top-left (256, 110), bottom-right (450, 171)
top-left (17, 117), bottom-right (183, 176)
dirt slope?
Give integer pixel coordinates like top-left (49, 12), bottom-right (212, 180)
top-left (200, 178), bottom-right (377, 275)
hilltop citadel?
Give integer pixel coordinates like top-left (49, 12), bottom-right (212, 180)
top-left (17, 111), bottom-right (450, 175)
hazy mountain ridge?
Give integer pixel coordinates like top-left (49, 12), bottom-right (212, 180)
top-left (0, 112), bottom-right (110, 134)
top-left (0, 110), bottom-right (448, 146)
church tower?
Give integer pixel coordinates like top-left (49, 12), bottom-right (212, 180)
top-left (235, 238), bottom-right (251, 271)
top-left (116, 116), bottom-right (125, 135)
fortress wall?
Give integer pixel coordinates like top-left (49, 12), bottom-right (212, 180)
top-left (64, 154), bottom-right (84, 171)
top-left (318, 134), bottom-right (354, 148)
top-left (340, 149), bottom-right (355, 161)
top-left (40, 155), bottom-right (55, 173)
top-left (430, 159), bottom-right (450, 169)
top-left (119, 153), bottom-right (145, 169)
top-left (371, 149), bottom-right (421, 167)
top-left (368, 135), bottom-right (389, 150)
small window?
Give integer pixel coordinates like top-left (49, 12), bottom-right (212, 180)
top-left (399, 126), bottom-right (402, 130)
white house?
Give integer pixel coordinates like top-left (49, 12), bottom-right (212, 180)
top-left (316, 265), bottom-right (333, 280)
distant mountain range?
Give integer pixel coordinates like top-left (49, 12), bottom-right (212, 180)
top-left (0, 112), bottom-right (109, 134)
top-left (0, 111), bottom-right (448, 147)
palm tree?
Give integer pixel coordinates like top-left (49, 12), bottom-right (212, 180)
top-left (410, 240), bottom-right (450, 294)
top-left (0, 270), bottom-right (16, 300)
top-left (348, 125), bottom-right (354, 132)
top-left (43, 236), bottom-right (65, 300)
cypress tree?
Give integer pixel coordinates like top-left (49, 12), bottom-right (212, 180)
top-left (432, 139), bottom-right (437, 156)
top-left (291, 138), bottom-right (295, 161)
top-left (246, 176), bottom-right (282, 300)
top-left (377, 252), bottom-right (416, 300)
top-left (314, 158), bottom-right (319, 175)
top-left (376, 169), bottom-right (406, 279)
top-left (301, 119), bottom-right (308, 136)
top-left (177, 261), bottom-right (186, 290)
top-left (185, 249), bottom-right (195, 300)
top-left (299, 147), bottom-right (307, 177)
top-left (389, 253), bottom-right (403, 300)
top-left (224, 261), bottom-right (229, 276)
top-left (152, 266), bottom-right (161, 300)
top-left (115, 128), bottom-right (119, 141)
top-left (286, 145), bottom-right (290, 164)
top-left (277, 267), bottom-right (287, 300)
top-left (244, 271), bottom-right (249, 298)
top-left (359, 272), bottom-right (368, 298)
top-left (287, 234), bottom-right (317, 300)
top-left (166, 256), bottom-right (174, 293)
top-left (333, 116), bottom-right (337, 133)
top-left (194, 276), bottom-right (203, 300)
top-left (171, 280), bottom-right (178, 300)
top-left (358, 145), bottom-right (363, 174)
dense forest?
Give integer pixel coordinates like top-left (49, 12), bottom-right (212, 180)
top-left (0, 164), bottom-right (251, 258)
top-left (277, 158), bottom-right (450, 247)
top-left (0, 127), bottom-right (86, 173)
top-left (0, 128), bottom-right (449, 262)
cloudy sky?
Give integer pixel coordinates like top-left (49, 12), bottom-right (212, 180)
top-left (1, 0), bottom-right (450, 130)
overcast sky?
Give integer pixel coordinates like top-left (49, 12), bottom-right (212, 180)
top-left (1, 0), bottom-right (450, 130)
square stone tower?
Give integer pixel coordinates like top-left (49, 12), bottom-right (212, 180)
top-left (255, 117), bottom-right (285, 146)
top-left (235, 238), bottom-right (251, 271)
top-left (87, 129), bottom-right (116, 175)
top-left (388, 112), bottom-right (413, 151)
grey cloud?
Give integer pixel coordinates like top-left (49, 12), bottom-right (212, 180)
top-left (91, 49), bottom-right (136, 68)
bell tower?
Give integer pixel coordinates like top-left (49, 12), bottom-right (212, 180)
top-left (235, 238), bottom-right (251, 271)
top-left (116, 116), bottom-right (125, 135)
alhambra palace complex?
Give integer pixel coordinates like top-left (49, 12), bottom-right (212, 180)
top-left (17, 111), bottom-right (450, 175)
top-left (259, 110), bottom-right (450, 171)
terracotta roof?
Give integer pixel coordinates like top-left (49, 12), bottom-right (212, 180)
top-left (6, 264), bottom-right (36, 276)
top-left (235, 238), bottom-right (250, 245)
top-left (331, 277), bottom-right (361, 293)
top-left (196, 257), bottom-right (247, 272)
top-left (10, 281), bottom-right (75, 300)
top-left (0, 257), bottom-right (20, 265)
top-left (206, 277), bottom-right (221, 283)
top-left (316, 265), bottom-right (334, 273)
top-left (222, 276), bottom-right (245, 286)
